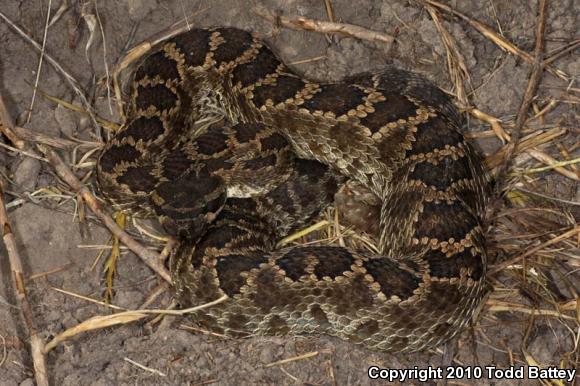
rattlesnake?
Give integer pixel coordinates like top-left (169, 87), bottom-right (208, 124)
top-left (96, 27), bottom-right (490, 353)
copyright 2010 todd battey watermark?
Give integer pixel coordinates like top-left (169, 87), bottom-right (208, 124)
top-left (367, 365), bottom-right (577, 383)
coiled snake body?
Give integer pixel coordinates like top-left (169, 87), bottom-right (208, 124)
top-left (97, 27), bottom-right (490, 353)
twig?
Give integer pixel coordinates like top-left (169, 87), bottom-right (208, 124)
top-left (51, 286), bottom-right (125, 310)
top-left (93, 0), bottom-right (113, 118)
top-left (514, 187), bottom-right (580, 207)
top-left (322, 0), bottom-right (337, 43)
top-left (425, 5), bottom-right (470, 109)
top-left (524, 148), bottom-right (579, 181)
top-left (277, 220), bottom-right (330, 247)
top-left (490, 225), bottom-right (580, 275)
top-left (0, 93), bottom-right (25, 149)
top-left (494, 0), bottom-right (548, 189)
top-left (178, 0), bottom-right (192, 30)
top-left (487, 300), bottom-right (576, 321)
top-left (39, 91), bottom-right (119, 131)
top-left (0, 141), bottom-right (48, 162)
top-left (179, 324), bottom-right (230, 339)
top-left (288, 55), bottom-right (327, 66)
top-left (124, 357), bottom-right (167, 377)
top-left (0, 188), bottom-right (49, 385)
top-left (139, 282), bottom-right (170, 309)
top-left (37, 145), bottom-right (172, 283)
top-left (469, 108), bottom-right (510, 142)
top-left (0, 173), bottom-right (48, 386)
top-left (43, 295), bottom-right (228, 352)
top-left (48, 0), bottom-right (69, 27)
top-left (324, 0), bottom-right (336, 23)
top-left (542, 39), bottom-right (580, 68)
top-left (264, 351), bottom-right (321, 368)
top-left (485, 127), bottom-right (567, 169)
top-left (254, 5), bottom-right (395, 44)
top-left (12, 125), bottom-right (98, 150)
top-left (26, 0), bottom-right (52, 124)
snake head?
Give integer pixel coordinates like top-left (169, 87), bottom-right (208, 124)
top-left (151, 170), bottom-right (227, 241)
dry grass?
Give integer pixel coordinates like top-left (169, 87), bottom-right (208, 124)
top-left (0, 0), bottom-right (578, 384)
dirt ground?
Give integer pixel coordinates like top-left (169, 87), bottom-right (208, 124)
top-left (0, 0), bottom-right (578, 385)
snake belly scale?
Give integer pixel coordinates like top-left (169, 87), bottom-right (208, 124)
top-left (96, 27), bottom-right (491, 353)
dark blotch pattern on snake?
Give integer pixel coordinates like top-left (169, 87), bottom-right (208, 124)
top-left (97, 27), bottom-right (491, 353)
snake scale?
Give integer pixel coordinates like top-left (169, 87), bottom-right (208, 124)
top-left (96, 27), bottom-right (491, 353)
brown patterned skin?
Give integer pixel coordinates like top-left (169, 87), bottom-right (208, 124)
top-left (96, 27), bottom-right (491, 353)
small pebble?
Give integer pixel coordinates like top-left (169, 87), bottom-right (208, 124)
top-left (12, 157), bottom-right (41, 192)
